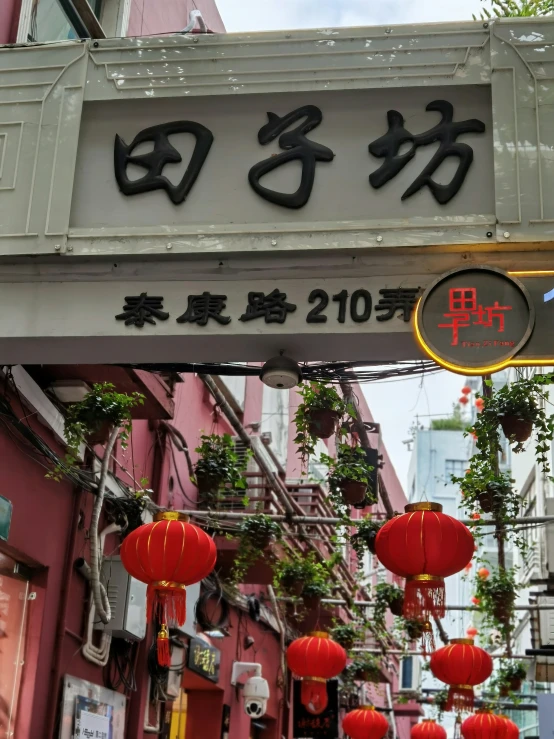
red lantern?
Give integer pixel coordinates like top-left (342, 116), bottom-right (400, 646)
top-left (466, 626), bottom-right (478, 639)
top-left (462, 386), bottom-right (472, 395)
top-left (478, 567), bottom-right (490, 580)
top-left (471, 596), bottom-right (481, 606)
top-left (286, 632), bottom-right (346, 715)
top-left (498, 715), bottom-right (519, 738)
top-left (120, 512), bottom-right (216, 666)
top-left (475, 397), bottom-right (485, 409)
top-left (411, 719), bottom-right (447, 739)
top-left (375, 503), bottom-right (474, 621)
top-left (464, 563), bottom-right (473, 573)
top-left (459, 396), bottom-right (469, 405)
top-left (461, 710), bottom-right (506, 738)
top-left (430, 638), bottom-right (493, 711)
top-left (342, 706), bottom-right (389, 739)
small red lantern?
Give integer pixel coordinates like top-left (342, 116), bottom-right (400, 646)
top-left (430, 638), bottom-right (493, 711)
top-left (411, 719), bottom-right (447, 739)
top-left (498, 715), bottom-right (519, 738)
top-left (462, 386), bottom-right (472, 395)
top-left (471, 596), bottom-right (480, 606)
top-left (120, 512), bottom-right (216, 666)
top-left (471, 513), bottom-right (481, 520)
top-left (461, 709), bottom-right (506, 738)
top-left (375, 503), bottom-right (474, 621)
top-left (478, 567), bottom-right (490, 579)
top-left (466, 626), bottom-right (478, 639)
top-left (459, 396), bottom-right (469, 405)
top-left (464, 563), bottom-right (473, 573)
top-left (286, 632), bottom-right (346, 715)
top-left (342, 706), bottom-right (389, 739)
top-left (475, 397), bottom-right (485, 409)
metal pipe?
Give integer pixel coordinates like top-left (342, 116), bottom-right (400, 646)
top-left (185, 509), bottom-right (554, 527)
top-left (277, 597), bottom-right (554, 611)
top-left (350, 649), bottom-right (533, 659)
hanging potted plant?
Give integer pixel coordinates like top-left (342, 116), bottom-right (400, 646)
top-left (495, 661), bottom-right (527, 697)
top-left (453, 462), bottom-right (515, 516)
top-left (302, 579), bottom-right (331, 611)
top-left (330, 623), bottom-right (361, 651)
top-left (322, 444), bottom-right (377, 507)
top-left (343, 653), bottom-right (382, 683)
top-left (294, 382), bottom-right (349, 462)
top-left (274, 556), bottom-right (307, 597)
top-left (193, 433), bottom-right (248, 500)
top-left (403, 618), bottom-right (425, 641)
top-left (374, 582), bottom-right (405, 626)
top-left (475, 566), bottom-right (518, 627)
top-left (350, 516), bottom-right (384, 561)
top-left (64, 382), bottom-right (144, 449)
top-left (229, 514), bottom-right (282, 584)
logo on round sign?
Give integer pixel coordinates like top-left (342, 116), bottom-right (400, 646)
top-left (415, 266), bottom-right (534, 374)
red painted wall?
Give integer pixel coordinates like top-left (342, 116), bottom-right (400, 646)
top-left (127, 0), bottom-right (225, 37)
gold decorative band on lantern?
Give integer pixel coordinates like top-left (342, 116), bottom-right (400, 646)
top-left (451, 684), bottom-right (474, 691)
top-left (308, 631), bottom-right (329, 639)
top-left (151, 581), bottom-right (187, 591)
top-left (154, 511), bottom-right (190, 522)
top-left (406, 574), bottom-right (443, 583)
top-left (450, 638), bottom-right (474, 646)
top-left (405, 502), bottom-right (443, 513)
top-left (303, 676), bottom-right (326, 683)
top-left (359, 706), bottom-right (376, 711)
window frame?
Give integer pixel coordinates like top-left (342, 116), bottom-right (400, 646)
top-left (17, 0), bottom-right (131, 43)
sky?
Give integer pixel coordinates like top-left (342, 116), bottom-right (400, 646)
top-left (214, 0), bottom-right (482, 491)
top-left (216, 0), bottom-right (488, 32)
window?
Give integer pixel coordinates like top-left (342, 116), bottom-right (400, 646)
top-left (445, 459), bottom-right (466, 479)
top-left (401, 657), bottom-right (414, 690)
top-left (27, 0), bottom-right (102, 42)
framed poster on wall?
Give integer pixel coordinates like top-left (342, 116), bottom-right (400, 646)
top-left (58, 675), bottom-right (125, 739)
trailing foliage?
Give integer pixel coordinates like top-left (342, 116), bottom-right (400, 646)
top-left (342, 653), bottom-right (382, 685)
top-left (274, 551), bottom-right (333, 599)
top-left (474, 566), bottom-right (519, 639)
top-left (48, 382), bottom-right (144, 480)
top-left (350, 516), bottom-right (383, 567)
top-left (193, 433), bottom-right (249, 493)
top-left (321, 443), bottom-right (376, 516)
top-left (373, 582), bottom-right (405, 632)
top-left (293, 381), bottom-right (350, 463)
top-left (330, 623), bottom-right (361, 649)
top-left (474, 0), bottom-right (554, 18)
top-left (229, 514), bottom-right (282, 583)
top-left (490, 659), bottom-right (527, 697)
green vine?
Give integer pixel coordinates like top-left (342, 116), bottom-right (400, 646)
top-left (273, 551), bottom-right (333, 600)
top-left (489, 659), bottom-right (527, 699)
top-left (193, 434), bottom-right (249, 501)
top-left (293, 382), bottom-right (350, 464)
top-left (373, 583), bottom-right (404, 633)
top-left (320, 443), bottom-right (376, 516)
top-left (229, 514), bottom-right (282, 583)
top-left (330, 623), bottom-right (361, 650)
top-left (473, 566), bottom-right (519, 640)
top-left (350, 516), bottom-right (384, 568)
top-left (48, 382), bottom-right (144, 480)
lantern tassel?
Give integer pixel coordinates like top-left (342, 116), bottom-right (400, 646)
top-left (404, 577), bottom-right (445, 621)
top-left (301, 678), bottom-right (328, 716)
top-left (147, 583), bottom-right (187, 627)
top-left (157, 624), bottom-right (171, 667)
top-left (454, 715), bottom-right (462, 739)
top-left (446, 685), bottom-right (474, 713)
top-left (421, 621), bottom-right (435, 656)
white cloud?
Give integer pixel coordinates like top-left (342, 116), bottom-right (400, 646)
top-left (216, 0), bottom-right (488, 33)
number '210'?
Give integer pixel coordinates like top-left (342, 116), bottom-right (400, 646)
top-left (306, 289), bottom-right (372, 324)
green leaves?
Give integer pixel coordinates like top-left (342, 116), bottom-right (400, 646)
top-left (322, 443), bottom-right (376, 517)
top-left (293, 381), bottom-right (348, 464)
top-left (193, 433), bottom-right (249, 495)
top-left (474, 0), bottom-right (554, 18)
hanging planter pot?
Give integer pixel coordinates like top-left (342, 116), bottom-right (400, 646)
top-left (196, 472), bottom-right (223, 496)
top-left (405, 621), bottom-right (424, 641)
top-left (86, 421), bottom-right (114, 446)
top-left (307, 409), bottom-right (340, 439)
top-left (500, 677), bottom-right (522, 697)
top-left (500, 415), bottom-right (533, 443)
top-left (339, 479), bottom-right (368, 506)
top-left (284, 579), bottom-right (305, 597)
top-left (388, 592), bottom-right (405, 617)
top-left (492, 592), bottom-right (515, 622)
top-left (302, 594), bottom-right (322, 611)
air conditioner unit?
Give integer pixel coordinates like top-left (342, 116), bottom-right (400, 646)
top-left (399, 655), bottom-right (421, 693)
top-left (95, 556), bottom-right (147, 640)
top-left (538, 594), bottom-right (554, 647)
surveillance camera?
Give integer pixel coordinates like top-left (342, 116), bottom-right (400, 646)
top-left (243, 676), bottom-right (269, 718)
top-left (260, 355), bottom-right (302, 389)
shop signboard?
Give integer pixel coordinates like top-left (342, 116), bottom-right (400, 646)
top-left (416, 267), bottom-right (554, 374)
top-left (292, 680), bottom-right (338, 739)
top-left (187, 638), bottom-right (220, 683)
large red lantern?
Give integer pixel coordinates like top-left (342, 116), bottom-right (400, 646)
top-left (411, 719), bottom-right (447, 739)
top-left (461, 710), bottom-right (506, 738)
top-left (498, 715), bottom-right (519, 738)
top-left (342, 706), bottom-right (389, 739)
top-left (430, 639), bottom-right (493, 711)
top-left (120, 512), bottom-right (216, 665)
top-left (375, 503), bottom-right (474, 620)
top-left (286, 632), bottom-right (346, 715)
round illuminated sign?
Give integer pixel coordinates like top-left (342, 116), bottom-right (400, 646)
top-left (415, 266), bottom-right (534, 374)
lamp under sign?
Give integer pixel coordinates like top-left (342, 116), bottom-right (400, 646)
top-left (0, 495), bottom-right (12, 541)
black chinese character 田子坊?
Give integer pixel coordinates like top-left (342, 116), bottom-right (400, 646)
top-left (114, 121), bottom-right (214, 205)
top-left (176, 292), bottom-right (232, 326)
top-left (115, 293), bottom-right (170, 327)
top-left (248, 105), bottom-right (334, 209)
top-left (368, 100), bottom-right (485, 205)
top-left (239, 289), bottom-right (297, 324)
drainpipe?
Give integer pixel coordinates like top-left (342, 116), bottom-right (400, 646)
top-left (45, 486), bottom-right (83, 739)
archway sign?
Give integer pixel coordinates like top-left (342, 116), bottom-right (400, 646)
top-left (2, 21), bottom-right (554, 365)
